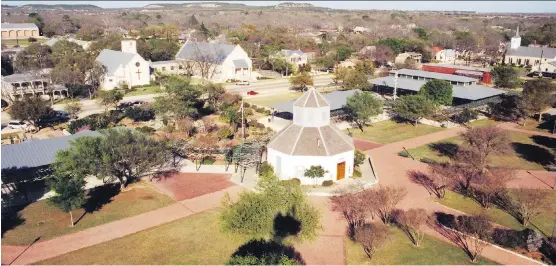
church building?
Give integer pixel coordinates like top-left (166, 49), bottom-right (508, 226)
top-left (96, 40), bottom-right (151, 90)
top-left (266, 88), bottom-right (355, 185)
top-left (504, 26), bottom-right (556, 68)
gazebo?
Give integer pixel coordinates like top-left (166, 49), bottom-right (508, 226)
top-left (266, 88), bottom-right (355, 185)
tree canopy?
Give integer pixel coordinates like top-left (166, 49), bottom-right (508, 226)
top-left (419, 79), bottom-right (453, 106)
top-left (289, 72), bottom-right (314, 91)
top-left (153, 75), bottom-right (202, 120)
top-left (9, 95), bottom-right (52, 127)
top-left (392, 95), bottom-right (435, 125)
top-left (47, 173), bottom-right (86, 227)
top-left (345, 91), bottom-right (383, 131)
top-left (343, 70), bottom-right (370, 91)
top-left (492, 65), bottom-right (520, 89)
top-left (521, 79), bottom-right (556, 121)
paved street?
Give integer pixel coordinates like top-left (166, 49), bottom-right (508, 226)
top-left (1, 75), bottom-right (335, 125)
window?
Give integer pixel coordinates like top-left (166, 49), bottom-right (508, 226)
top-left (179, 65), bottom-right (183, 69)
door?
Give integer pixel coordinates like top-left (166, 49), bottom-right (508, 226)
top-left (336, 162), bottom-right (346, 180)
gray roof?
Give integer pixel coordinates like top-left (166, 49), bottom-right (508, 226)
top-left (1, 23), bottom-right (38, 30)
top-left (150, 60), bottom-right (178, 66)
top-left (370, 76), bottom-right (505, 101)
top-left (422, 63), bottom-right (490, 72)
top-left (233, 59), bottom-right (249, 68)
top-left (550, 61), bottom-right (556, 67)
top-left (1, 131), bottom-right (102, 170)
top-left (391, 69), bottom-right (477, 83)
top-left (293, 88), bottom-right (329, 108)
top-left (175, 42), bottom-right (236, 63)
top-left (454, 69), bottom-right (483, 76)
top-left (281, 49), bottom-right (304, 57)
top-left (272, 89), bottom-right (361, 113)
top-left (96, 49), bottom-right (137, 76)
top-left (2, 72), bottom-right (49, 83)
top-left (506, 46), bottom-right (556, 59)
top-left (268, 123), bottom-right (354, 156)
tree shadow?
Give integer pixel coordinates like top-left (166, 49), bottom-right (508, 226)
top-left (407, 170), bottom-right (439, 198)
top-left (531, 135), bottom-right (556, 150)
top-left (431, 212), bottom-right (473, 259)
top-left (1, 202), bottom-right (27, 238)
top-left (75, 184), bottom-right (120, 225)
top-left (512, 142), bottom-right (555, 166)
top-left (428, 142), bottom-right (459, 158)
top-left (229, 212), bottom-right (305, 264)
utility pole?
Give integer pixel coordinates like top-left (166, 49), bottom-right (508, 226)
top-left (240, 100), bottom-right (245, 141)
top-left (393, 70), bottom-right (399, 100)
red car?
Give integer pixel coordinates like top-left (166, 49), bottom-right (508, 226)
top-left (247, 91), bottom-right (258, 95)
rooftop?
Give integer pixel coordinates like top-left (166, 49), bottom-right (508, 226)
top-left (506, 46), bottom-right (556, 59)
top-left (1, 23), bottom-right (39, 30)
top-left (150, 60), bottom-right (179, 66)
top-left (96, 49), bottom-right (138, 76)
top-left (272, 89), bottom-right (361, 113)
top-left (175, 41), bottom-right (236, 63)
top-left (370, 76), bottom-right (505, 101)
top-left (1, 131), bottom-right (102, 171)
top-left (390, 69), bottom-right (478, 83)
top-left (422, 63), bottom-right (491, 72)
top-left (2, 71), bottom-right (50, 83)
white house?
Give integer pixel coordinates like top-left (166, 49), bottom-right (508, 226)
top-left (44, 37), bottom-right (91, 50)
top-left (432, 47), bottom-right (455, 63)
top-left (504, 26), bottom-right (556, 67)
top-left (150, 60), bottom-right (183, 75)
top-left (267, 88), bottom-right (355, 185)
top-left (174, 41), bottom-right (253, 83)
top-left (353, 26), bottom-right (371, 34)
top-left (277, 49), bottom-right (308, 67)
top-left (95, 40), bottom-right (151, 90)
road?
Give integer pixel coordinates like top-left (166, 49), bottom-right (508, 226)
top-left (1, 75), bottom-right (335, 124)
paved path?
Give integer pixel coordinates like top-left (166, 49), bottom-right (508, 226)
top-left (2, 185), bottom-right (244, 265)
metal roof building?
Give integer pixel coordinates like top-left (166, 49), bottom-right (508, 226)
top-left (390, 69), bottom-right (477, 84)
top-left (271, 89), bottom-right (362, 113)
top-left (1, 23), bottom-right (39, 31)
top-left (370, 76), bottom-right (505, 101)
top-left (1, 131), bottom-right (102, 171)
top-left (175, 42), bottom-right (236, 63)
top-left (95, 49), bottom-right (137, 76)
top-left (506, 46), bottom-right (556, 59)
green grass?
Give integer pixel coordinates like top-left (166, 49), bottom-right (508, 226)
top-left (406, 130), bottom-right (556, 170)
top-left (37, 209), bottom-right (249, 265)
top-left (347, 120), bottom-right (446, 144)
top-left (123, 86), bottom-right (163, 96)
top-left (517, 118), bottom-right (555, 134)
top-left (468, 118), bottom-right (500, 128)
top-left (346, 226), bottom-right (496, 265)
top-left (1, 182), bottom-right (174, 246)
top-left (245, 92), bottom-right (303, 108)
top-left (2, 38), bottom-right (48, 47)
top-left (435, 190), bottom-right (556, 236)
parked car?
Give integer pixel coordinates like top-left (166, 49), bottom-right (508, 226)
top-left (247, 91), bottom-right (258, 96)
top-left (119, 101), bottom-right (146, 109)
top-left (236, 80), bottom-right (250, 85)
top-left (8, 120), bottom-right (30, 130)
top-left (37, 112), bottom-right (70, 126)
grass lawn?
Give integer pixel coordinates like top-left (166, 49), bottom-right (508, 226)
top-left (435, 190), bottom-right (556, 236)
top-left (347, 120), bottom-right (446, 144)
top-left (345, 226), bottom-right (495, 265)
top-left (1, 182), bottom-right (174, 246)
top-left (123, 86), bottom-right (163, 96)
top-left (245, 92), bottom-right (303, 108)
top-left (406, 130), bottom-right (556, 170)
top-left (2, 38), bottom-right (48, 47)
top-left (37, 209), bottom-right (249, 265)
top-left (468, 118), bottom-right (500, 128)
top-left (517, 118), bottom-right (555, 134)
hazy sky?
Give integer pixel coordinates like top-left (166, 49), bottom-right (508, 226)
top-left (5, 1), bottom-right (556, 13)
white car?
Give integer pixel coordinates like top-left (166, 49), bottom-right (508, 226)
top-left (236, 81), bottom-right (250, 86)
top-left (8, 120), bottom-right (30, 130)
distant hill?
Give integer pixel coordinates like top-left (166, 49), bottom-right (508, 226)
top-left (21, 4), bottom-right (102, 10)
top-left (274, 2), bottom-right (315, 9)
top-left (144, 2), bottom-right (247, 9)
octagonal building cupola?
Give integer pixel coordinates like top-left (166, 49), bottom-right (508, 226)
top-left (292, 87), bottom-right (330, 127)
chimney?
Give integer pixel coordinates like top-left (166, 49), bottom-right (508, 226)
top-left (121, 40), bottom-right (137, 54)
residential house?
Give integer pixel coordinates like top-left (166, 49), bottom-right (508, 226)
top-left (275, 49), bottom-right (308, 67)
top-left (394, 52), bottom-right (422, 65)
top-left (44, 37), bottom-right (91, 50)
top-left (1, 69), bottom-right (67, 102)
top-left (95, 40), bottom-right (151, 90)
top-left (174, 41), bottom-right (253, 83)
top-left (504, 26), bottom-right (556, 67)
top-left (432, 46), bottom-right (456, 63)
top-left (1, 23), bottom-right (39, 39)
top-left (353, 26), bottom-right (371, 34)
top-left (151, 60), bottom-right (183, 75)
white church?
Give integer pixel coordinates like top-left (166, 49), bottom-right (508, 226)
top-left (267, 88), bottom-right (355, 185)
top-left (96, 40), bottom-right (151, 90)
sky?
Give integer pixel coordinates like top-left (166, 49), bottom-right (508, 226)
top-left (4, 1), bottom-right (556, 13)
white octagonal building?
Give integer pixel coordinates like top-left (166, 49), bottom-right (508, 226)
top-left (267, 88), bottom-right (355, 185)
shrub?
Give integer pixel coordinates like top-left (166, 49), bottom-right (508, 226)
top-left (492, 228), bottom-right (527, 249)
top-left (353, 169), bottom-right (362, 178)
top-left (258, 162), bottom-right (274, 177)
top-left (135, 126), bottom-right (156, 134)
top-left (67, 113), bottom-right (116, 134)
top-left (322, 180), bottom-right (334, 187)
top-left (217, 126), bottom-right (233, 140)
top-left (243, 102), bottom-right (251, 108)
top-left (249, 119), bottom-right (258, 127)
top-left (124, 107), bottom-right (155, 122)
top-left (398, 151), bottom-right (409, 157)
top-left (290, 178), bottom-right (301, 185)
top-left (263, 110), bottom-right (271, 116)
top-left (256, 123), bottom-right (265, 129)
top-left (245, 108), bottom-right (254, 116)
top-left (28, 37), bottom-right (37, 43)
top-left (202, 157), bottom-right (215, 165)
top-left (420, 157), bottom-right (436, 164)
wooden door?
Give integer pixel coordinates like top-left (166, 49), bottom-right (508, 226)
top-left (336, 162), bottom-right (346, 180)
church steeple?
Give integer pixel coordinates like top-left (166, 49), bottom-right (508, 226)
top-left (510, 26), bottom-right (521, 50)
top-left (292, 87), bottom-right (330, 127)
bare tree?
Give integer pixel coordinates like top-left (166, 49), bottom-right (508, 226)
top-left (457, 125), bottom-right (512, 173)
top-left (177, 60), bottom-right (195, 77)
top-left (354, 222), bottom-right (391, 259)
top-left (192, 42), bottom-right (224, 81)
top-left (364, 186), bottom-right (407, 224)
top-left (454, 215), bottom-right (492, 263)
top-left (394, 208), bottom-right (428, 247)
top-left (509, 189), bottom-right (551, 227)
top-left (330, 185), bottom-right (368, 238)
top-left (175, 117), bottom-right (195, 138)
top-left (472, 168), bottom-right (517, 209)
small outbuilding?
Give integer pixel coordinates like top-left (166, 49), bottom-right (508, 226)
top-left (267, 88), bottom-right (355, 185)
